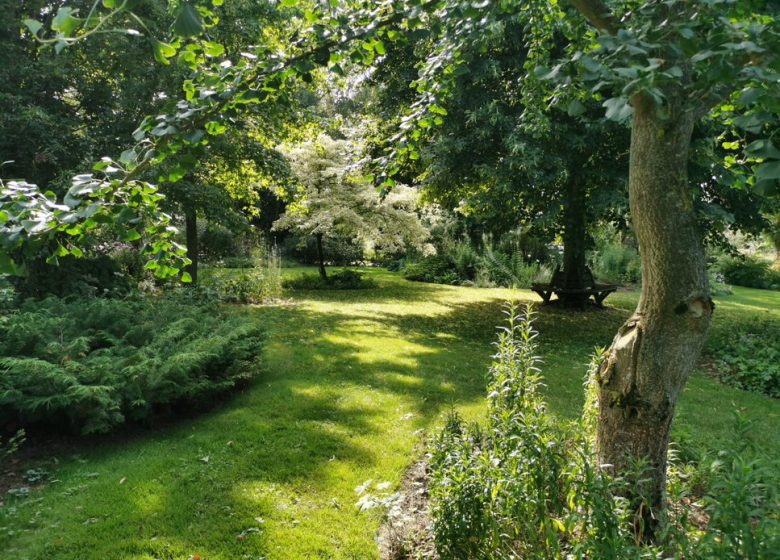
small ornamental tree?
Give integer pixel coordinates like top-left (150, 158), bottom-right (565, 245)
top-left (274, 133), bottom-right (427, 278)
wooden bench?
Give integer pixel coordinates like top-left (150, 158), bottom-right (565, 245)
top-left (531, 266), bottom-right (617, 307)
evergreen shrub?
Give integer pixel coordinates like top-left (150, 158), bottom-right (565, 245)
top-left (0, 296), bottom-right (265, 434)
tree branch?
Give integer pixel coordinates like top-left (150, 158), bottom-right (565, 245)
top-left (568, 0), bottom-right (620, 34)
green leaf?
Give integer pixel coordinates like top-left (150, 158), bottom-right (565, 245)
top-left (168, 165), bottom-right (187, 183)
top-left (120, 228), bottom-right (142, 242)
top-left (753, 179), bottom-right (778, 196)
top-left (567, 99), bottom-right (585, 117)
top-left (0, 252), bottom-right (16, 275)
top-left (23, 19), bottom-right (43, 37)
top-left (203, 41), bottom-right (225, 57)
top-left (173, 2), bottom-right (203, 37)
top-left (603, 97), bottom-right (633, 122)
top-left (51, 7), bottom-right (83, 36)
top-left (745, 140), bottom-right (780, 160)
top-left (181, 271), bottom-right (193, 283)
top-left (756, 161), bottom-right (780, 182)
top-left (152, 39), bottom-right (177, 64)
top-left (205, 121), bottom-right (227, 135)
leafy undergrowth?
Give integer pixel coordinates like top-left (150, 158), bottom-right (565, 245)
top-left (705, 318), bottom-right (779, 398)
top-left (0, 296), bottom-right (265, 435)
top-left (0, 270), bottom-right (778, 559)
top-left (425, 304), bottom-right (778, 559)
top-left (284, 269), bottom-right (377, 290)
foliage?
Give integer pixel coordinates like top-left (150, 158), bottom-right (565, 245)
top-left (0, 428), bottom-right (25, 467)
top-left (0, 296), bottom-right (265, 434)
top-left (0, 175), bottom-right (189, 280)
top-left (211, 249), bottom-right (284, 304)
top-left (273, 133), bottom-right (429, 273)
top-left (284, 269), bottom-right (376, 290)
top-left (715, 254), bottom-right (780, 291)
top-left (429, 302), bottom-right (780, 559)
top-left (590, 238), bottom-right (642, 286)
top-left (199, 223), bottom-right (243, 262)
top-left (402, 256), bottom-right (456, 285)
top-left (707, 320), bottom-right (780, 398)
top-left (708, 270), bottom-right (733, 297)
top-left (10, 254), bottom-right (136, 300)
top-left (401, 235), bottom-right (551, 288)
top-left (284, 232), bottom-right (365, 267)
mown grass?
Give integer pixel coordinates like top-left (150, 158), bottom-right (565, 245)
top-left (1, 268), bottom-right (778, 559)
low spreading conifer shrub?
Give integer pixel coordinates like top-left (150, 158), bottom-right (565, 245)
top-left (0, 296), bottom-right (265, 434)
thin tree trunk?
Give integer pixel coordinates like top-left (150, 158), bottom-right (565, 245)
top-left (595, 97), bottom-right (712, 538)
top-left (315, 233), bottom-right (327, 280)
top-left (561, 180), bottom-right (588, 305)
top-left (185, 207), bottom-right (198, 285)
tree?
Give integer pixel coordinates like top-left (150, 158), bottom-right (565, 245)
top-left (380, 0), bottom-right (780, 535)
top-left (273, 133), bottom-right (427, 279)
top-left (371, 21), bottom-right (630, 303)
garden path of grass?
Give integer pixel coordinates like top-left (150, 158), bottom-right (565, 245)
top-left (1, 269), bottom-right (778, 559)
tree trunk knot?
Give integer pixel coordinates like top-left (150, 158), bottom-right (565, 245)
top-left (674, 294), bottom-right (714, 319)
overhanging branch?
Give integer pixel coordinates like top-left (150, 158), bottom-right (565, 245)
top-left (568, 0), bottom-right (620, 34)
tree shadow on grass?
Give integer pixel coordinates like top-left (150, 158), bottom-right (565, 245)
top-left (2, 285), bottom-right (637, 560)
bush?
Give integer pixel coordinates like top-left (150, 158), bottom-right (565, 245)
top-left (199, 223), bottom-right (242, 262)
top-left (0, 296), bottom-right (265, 434)
top-left (591, 240), bottom-right (641, 285)
top-left (402, 255), bottom-right (456, 284)
top-left (715, 254), bottom-right (780, 290)
top-left (284, 269), bottom-right (376, 290)
top-left (384, 257), bottom-right (405, 272)
top-left (211, 248), bottom-right (284, 303)
top-left (428, 303), bottom-right (779, 559)
top-left (11, 254), bottom-right (137, 299)
top-left (401, 238), bottom-right (552, 288)
top-left (706, 319), bottom-right (780, 398)
top-left (221, 256), bottom-right (257, 269)
top-left (478, 246), bottom-right (550, 288)
top-left (708, 269), bottom-right (733, 296)
top-left (285, 234), bottom-right (364, 267)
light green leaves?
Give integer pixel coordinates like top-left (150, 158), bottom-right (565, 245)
top-left (52, 7), bottom-right (83, 36)
top-left (23, 19), bottom-right (43, 37)
top-left (603, 97), bottom-right (633, 122)
top-left (152, 39), bottom-right (177, 65)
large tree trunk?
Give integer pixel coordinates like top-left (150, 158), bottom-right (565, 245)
top-left (560, 179), bottom-right (588, 306)
top-left (596, 98), bottom-right (713, 538)
top-left (315, 233), bottom-right (327, 280)
top-left (184, 207), bottom-right (198, 285)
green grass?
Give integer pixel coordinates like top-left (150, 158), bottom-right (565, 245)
top-left (1, 270), bottom-right (778, 559)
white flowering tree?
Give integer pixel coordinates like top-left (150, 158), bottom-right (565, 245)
top-left (273, 133), bottom-right (427, 279)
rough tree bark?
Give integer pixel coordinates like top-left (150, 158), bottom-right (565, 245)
top-left (184, 207), bottom-right (198, 285)
top-left (315, 232), bottom-right (327, 279)
top-left (595, 94), bottom-right (713, 535)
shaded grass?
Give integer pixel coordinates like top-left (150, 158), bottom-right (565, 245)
top-left (1, 270), bottom-right (778, 559)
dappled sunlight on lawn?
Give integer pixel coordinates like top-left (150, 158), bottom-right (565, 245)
top-left (1, 269), bottom-right (777, 560)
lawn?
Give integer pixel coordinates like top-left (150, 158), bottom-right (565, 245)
top-left (1, 269), bottom-right (778, 559)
